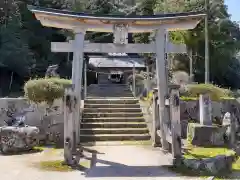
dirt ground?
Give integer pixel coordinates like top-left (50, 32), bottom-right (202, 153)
top-left (0, 145), bottom-right (203, 180)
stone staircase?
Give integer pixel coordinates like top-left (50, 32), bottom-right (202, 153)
top-left (86, 84), bottom-right (134, 98)
top-left (80, 84), bottom-right (150, 144)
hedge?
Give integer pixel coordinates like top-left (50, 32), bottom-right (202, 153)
top-left (143, 83), bottom-right (234, 103)
top-left (24, 78), bottom-right (71, 104)
top-left (182, 83), bottom-right (233, 101)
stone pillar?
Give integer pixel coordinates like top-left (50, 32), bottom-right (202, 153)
top-left (230, 105), bottom-right (237, 148)
top-left (146, 63), bottom-right (150, 93)
top-left (84, 60), bottom-right (87, 99)
top-left (199, 94), bottom-right (212, 125)
top-left (155, 29), bottom-right (168, 151)
top-left (72, 29), bottom-right (85, 144)
top-left (169, 84), bottom-right (182, 164)
top-left (132, 65), bottom-right (136, 97)
top-left (71, 41), bottom-right (76, 83)
top-left (152, 88), bottom-right (161, 147)
top-left (164, 31), bottom-right (171, 139)
top-left (63, 85), bottom-right (76, 165)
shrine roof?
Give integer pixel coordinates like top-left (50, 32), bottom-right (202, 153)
top-left (28, 5), bottom-right (205, 32)
top-left (89, 55), bottom-right (145, 68)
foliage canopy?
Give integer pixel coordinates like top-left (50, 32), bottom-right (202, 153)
top-left (1, 0), bottom-right (240, 96)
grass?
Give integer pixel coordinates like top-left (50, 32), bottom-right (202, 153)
top-left (184, 147), bottom-right (235, 159)
top-left (34, 160), bottom-right (90, 172)
top-left (33, 146), bottom-right (61, 153)
top-left (33, 146), bottom-right (47, 151)
top-left (169, 147), bottom-right (239, 179)
top-left (232, 157), bottom-right (240, 172)
top-left (119, 140), bottom-right (152, 145)
top-left (32, 146), bottom-right (90, 172)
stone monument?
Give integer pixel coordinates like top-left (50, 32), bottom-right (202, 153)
top-left (45, 64), bottom-right (59, 78)
top-left (0, 106), bottom-right (39, 154)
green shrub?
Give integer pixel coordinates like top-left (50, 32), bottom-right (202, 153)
top-left (181, 83), bottom-right (233, 101)
top-left (180, 96), bottom-right (235, 101)
top-left (24, 78), bottom-right (71, 104)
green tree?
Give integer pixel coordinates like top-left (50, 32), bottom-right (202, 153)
top-left (133, 0), bottom-right (156, 44)
top-left (154, 0), bottom-right (240, 88)
top-left (0, 0), bottom-right (33, 76)
top-left (0, 0), bottom-right (73, 96)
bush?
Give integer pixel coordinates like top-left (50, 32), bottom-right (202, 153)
top-left (24, 78), bottom-right (71, 104)
top-left (181, 83), bottom-right (233, 101)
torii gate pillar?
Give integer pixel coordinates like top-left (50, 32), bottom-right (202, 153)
top-left (155, 29), bottom-right (169, 149)
top-left (72, 30), bottom-right (85, 144)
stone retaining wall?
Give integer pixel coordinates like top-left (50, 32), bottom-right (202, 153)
top-left (0, 98), bottom-right (64, 145)
top-left (140, 98), bottom-right (240, 140)
top-left (1, 97), bottom-right (239, 146)
top-left (180, 99), bottom-right (237, 122)
top-left (180, 99), bottom-right (240, 139)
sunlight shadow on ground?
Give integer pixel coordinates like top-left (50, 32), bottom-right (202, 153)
top-left (84, 157), bottom-right (177, 177)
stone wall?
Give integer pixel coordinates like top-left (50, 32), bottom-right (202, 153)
top-left (1, 97), bottom-right (239, 146)
top-left (140, 98), bottom-right (240, 140)
top-left (180, 99), bottom-right (239, 139)
top-left (180, 99), bottom-right (236, 122)
top-left (0, 98), bottom-right (64, 146)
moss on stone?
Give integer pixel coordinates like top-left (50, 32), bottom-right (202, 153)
top-left (184, 147), bottom-right (235, 159)
top-left (232, 157), bottom-right (240, 172)
top-left (169, 147), bottom-right (239, 179)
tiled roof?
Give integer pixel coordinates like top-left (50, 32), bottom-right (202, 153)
top-left (89, 56), bottom-right (145, 68)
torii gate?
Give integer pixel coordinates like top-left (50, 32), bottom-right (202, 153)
top-left (28, 5), bottom-right (205, 165)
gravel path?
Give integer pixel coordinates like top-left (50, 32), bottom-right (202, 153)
top-left (0, 145), bottom-right (201, 180)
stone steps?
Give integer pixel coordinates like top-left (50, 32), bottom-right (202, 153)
top-left (88, 88), bottom-right (131, 91)
top-left (87, 94), bottom-right (134, 98)
top-left (88, 84), bottom-right (129, 88)
top-left (81, 140), bottom-right (152, 146)
top-left (84, 108), bottom-right (142, 113)
top-left (84, 99), bottom-right (139, 104)
top-left (81, 128), bottom-right (149, 134)
top-left (84, 103), bottom-right (140, 108)
top-left (81, 122), bottom-right (147, 129)
top-left (80, 134), bottom-right (151, 142)
top-left (81, 84), bottom-right (150, 143)
top-left (83, 112), bottom-right (143, 118)
top-left (82, 117), bottom-right (145, 123)
top-left (87, 84), bottom-right (134, 98)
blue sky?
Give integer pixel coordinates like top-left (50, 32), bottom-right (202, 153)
top-left (225, 0), bottom-right (239, 22)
